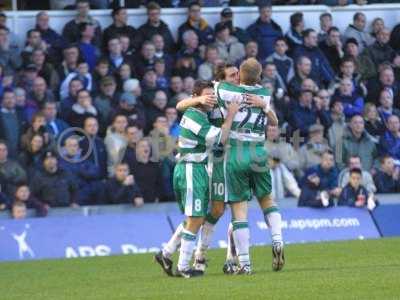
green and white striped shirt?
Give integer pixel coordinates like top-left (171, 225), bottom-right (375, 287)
top-left (177, 107), bottom-right (222, 163)
top-left (215, 81), bottom-right (271, 142)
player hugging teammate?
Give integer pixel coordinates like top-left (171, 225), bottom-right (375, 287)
top-left (155, 58), bottom-right (284, 278)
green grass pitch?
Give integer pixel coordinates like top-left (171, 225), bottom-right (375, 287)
top-left (1, 238), bottom-right (399, 300)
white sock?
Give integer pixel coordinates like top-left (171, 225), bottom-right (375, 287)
top-left (194, 221), bottom-right (216, 260)
top-left (177, 229), bottom-right (196, 271)
top-left (226, 222), bottom-right (235, 261)
top-left (264, 207), bottom-right (283, 245)
top-left (232, 221), bottom-right (250, 267)
top-left (163, 223), bottom-right (184, 258)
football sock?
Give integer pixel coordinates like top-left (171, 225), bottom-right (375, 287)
top-left (163, 222), bottom-right (184, 258)
top-left (263, 206), bottom-right (283, 245)
top-left (232, 220), bottom-right (250, 267)
top-left (226, 222), bottom-right (235, 261)
top-left (177, 229), bottom-right (197, 271)
top-left (194, 214), bottom-right (219, 260)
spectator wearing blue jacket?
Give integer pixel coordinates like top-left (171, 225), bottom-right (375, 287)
top-left (293, 29), bottom-right (334, 86)
top-left (285, 12), bottom-right (304, 54)
top-left (378, 115), bottom-right (400, 161)
top-left (246, 3), bottom-right (283, 61)
top-left (373, 155), bottom-right (400, 193)
top-left (289, 89), bottom-right (332, 137)
top-left (298, 150), bottom-right (340, 207)
top-left (43, 101), bottom-right (69, 139)
top-left (331, 78), bottom-right (364, 120)
top-left (78, 23), bottom-right (100, 72)
top-left (177, 2), bottom-right (214, 47)
top-left (58, 136), bottom-right (104, 205)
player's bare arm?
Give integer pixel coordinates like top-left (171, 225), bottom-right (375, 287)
top-left (245, 94), bottom-right (279, 126)
top-left (176, 94), bottom-right (217, 112)
top-left (220, 101), bottom-right (240, 145)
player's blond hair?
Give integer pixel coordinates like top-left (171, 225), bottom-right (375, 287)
top-left (239, 58), bottom-right (262, 86)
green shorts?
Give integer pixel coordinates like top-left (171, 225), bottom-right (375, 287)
top-left (173, 162), bottom-right (209, 217)
top-left (211, 142), bottom-right (272, 203)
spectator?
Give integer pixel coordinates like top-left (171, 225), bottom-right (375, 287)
top-left (135, 41), bottom-right (156, 80)
top-left (78, 22), bottom-right (100, 72)
top-left (363, 27), bottom-right (395, 70)
top-left (298, 124), bottom-right (331, 174)
top-left (105, 114), bottom-right (128, 176)
top-left (217, 7), bottom-right (249, 45)
top-left (122, 124), bottom-right (144, 166)
top-left (246, 3), bottom-right (282, 60)
top-left (268, 150), bottom-right (301, 201)
top-left (59, 78), bottom-right (83, 121)
top-left (338, 168), bottom-right (376, 209)
top-left (94, 76), bottom-right (118, 130)
top-left (116, 62), bottom-right (134, 91)
top-left (177, 1), bottom-right (214, 47)
top-left (0, 90), bottom-right (26, 156)
top-left (166, 107), bottom-right (180, 138)
top-left (21, 29), bottom-right (48, 66)
top-left (13, 183), bottom-right (47, 217)
top-left (18, 133), bottom-right (47, 178)
top-left (318, 12), bottom-right (333, 43)
top-left (30, 151), bottom-right (78, 207)
top-left (344, 12), bottom-right (374, 52)
top-left (28, 76), bottom-right (55, 119)
top-left (81, 117), bottom-right (108, 179)
top-left (342, 114), bottom-right (377, 171)
top-left (152, 34), bottom-right (174, 71)
top-left (214, 22), bottom-right (245, 65)
top-left (146, 90), bottom-right (168, 131)
top-left (134, 2), bottom-right (175, 54)
top-left (261, 62), bottom-right (286, 96)
top-left (43, 101), bottom-right (69, 139)
top-left (319, 27), bottom-right (344, 74)
top-left (114, 91), bottom-right (146, 130)
top-left (366, 65), bottom-right (400, 108)
top-left (299, 150), bottom-right (340, 208)
top-left (328, 100), bottom-right (346, 155)
top-left (293, 29), bottom-right (334, 86)
top-left (0, 141), bottom-right (27, 196)
top-left (35, 11), bottom-right (65, 63)
top-left (289, 89), bottom-right (331, 137)
top-left (102, 7), bottom-right (136, 51)
top-left (338, 155), bottom-right (377, 194)
top-left (11, 201), bottom-right (27, 219)
top-left (0, 12), bottom-right (20, 54)
top-left (104, 37), bottom-right (133, 74)
top-left (62, 0), bottom-right (102, 47)
top-left (266, 37), bottom-right (294, 86)
top-left (149, 115), bottom-right (176, 161)
top-left (237, 40), bottom-right (258, 66)
top-left (57, 44), bottom-right (80, 83)
top-left (21, 112), bottom-right (52, 151)
top-left (331, 78), bottom-right (364, 119)
top-left (59, 61), bottom-right (93, 100)
top-left (345, 38), bottom-right (376, 81)
top-left (58, 136), bottom-right (104, 205)
top-left (371, 17), bottom-right (385, 39)
top-left (103, 162), bottom-right (143, 206)
top-left (0, 26), bottom-right (21, 72)
top-left (363, 103), bottom-right (385, 141)
top-left (285, 12), bottom-right (304, 53)
top-left (68, 89), bottom-right (98, 128)
top-left (30, 49), bottom-right (60, 92)
top-left (288, 56), bottom-right (314, 98)
top-left (373, 155), bottom-right (400, 193)
top-left (177, 30), bottom-right (202, 69)
top-left (378, 115), bottom-right (400, 161)
top-left (154, 59), bottom-right (169, 89)
top-left (126, 138), bottom-right (165, 203)
top-left (198, 45), bottom-right (218, 80)
top-left (377, 89), bottom-right (400, 122)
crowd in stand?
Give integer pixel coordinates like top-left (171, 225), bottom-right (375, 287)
top-left (0, 0), bottom-right (400, 220)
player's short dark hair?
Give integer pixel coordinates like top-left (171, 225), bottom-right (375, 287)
top-left (350, 167), bottom-right (362, 176)
top-left (215, 63), bottom-right (235, 82)
top-left (192, 80), bottom-right (214, 97)
top-left (290, 12), bottom-right (303, 28)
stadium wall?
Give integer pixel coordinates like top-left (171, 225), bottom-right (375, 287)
top-left (3, 4), bottom-right (400, 46)
top-left (4, 203), bottom-right (400, 262)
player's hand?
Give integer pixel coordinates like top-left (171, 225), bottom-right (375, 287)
top-left (227, 100), bottom-right (240, 115)
top-left (134, 197), bottom-right (144, 207)
top-left (199, 94), bottom-right (217, 109)
top-left (246, 94), bottom-right (266, 109)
